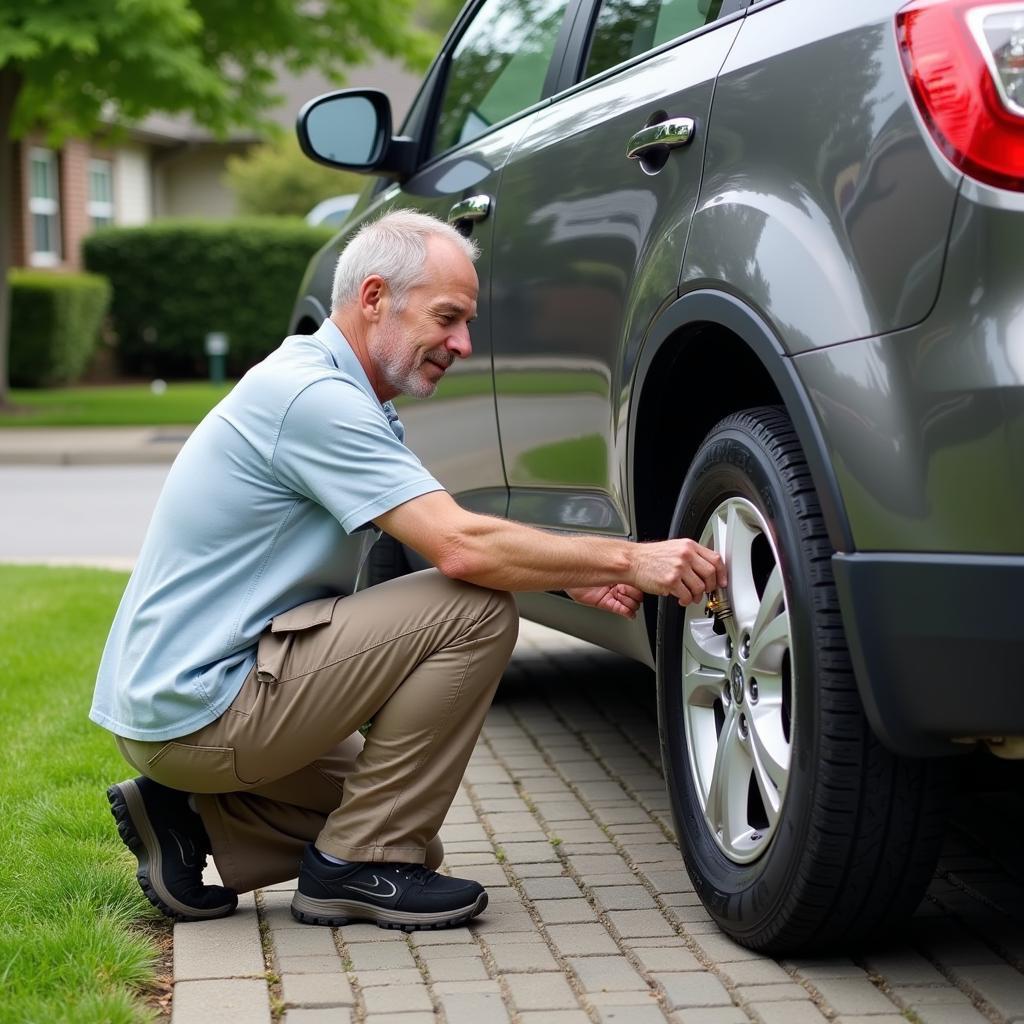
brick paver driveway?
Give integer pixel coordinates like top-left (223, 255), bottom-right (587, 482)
top-left (172, 621), bottom-right (1024, 1024)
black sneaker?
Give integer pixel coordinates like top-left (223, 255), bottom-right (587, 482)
top-left (291, 844), bottom-right (487, 931)
top-left (107, 776), bottom-right (238, 922)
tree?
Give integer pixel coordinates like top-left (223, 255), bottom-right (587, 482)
top-left (424, 0), bottom-right (470, 35)
top-left (225, 136), bottom-right (365, 218)
top-left (0, 0), bottom-right (433, 406)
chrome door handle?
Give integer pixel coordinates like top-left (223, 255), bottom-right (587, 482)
top-left (448, 194), bottom-right (491, 224)
top-left (626, 117), bottom-right (695, 160)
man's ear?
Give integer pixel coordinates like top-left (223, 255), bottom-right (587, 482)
top-left (359, 275), bottom-right (386, 322)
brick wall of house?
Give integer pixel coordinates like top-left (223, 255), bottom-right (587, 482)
top-left (7, 136), bottom-right (122, 271)
top-left (59, 139), bottom-right (91, 271)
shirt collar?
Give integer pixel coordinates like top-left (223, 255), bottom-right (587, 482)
top-left (313, 318), bottom-right (404, 439)
top-left (313, 318), bottom-right (376, 397)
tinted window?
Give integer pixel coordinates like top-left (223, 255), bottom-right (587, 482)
top-left (584, 0), bottom-right (739, 78)
top-left (433, 0), bottom-right (573, 156)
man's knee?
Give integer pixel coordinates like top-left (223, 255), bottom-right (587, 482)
top-left (436, 574), bottom-right (518, 666)
top-left (402, 569), bottom-right (518, 667)
top-left (488, 587), bottom-right (519, 653)
top-left (460, 577), bottom-right (517, 638)
top-left (474, 587), bottom-right (519, 685)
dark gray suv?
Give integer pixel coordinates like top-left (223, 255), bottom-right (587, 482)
top-left (289, 0), bottom-right (1024, 953)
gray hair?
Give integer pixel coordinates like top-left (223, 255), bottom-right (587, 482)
top-left (330, 209), bottom-right (479, 313)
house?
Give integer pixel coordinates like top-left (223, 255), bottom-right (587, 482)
top-left (6, 60), bottom-right (421, 272)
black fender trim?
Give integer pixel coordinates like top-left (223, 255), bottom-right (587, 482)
top-left (628, 288), bottom-right (853, 552)
top-left (833, 552), bottom-right (1024, 756)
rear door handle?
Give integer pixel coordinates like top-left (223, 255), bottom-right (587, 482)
top-left (626, 117), bottom-right (695, 160)
top-left (448, 194), bottom-right (491, 225)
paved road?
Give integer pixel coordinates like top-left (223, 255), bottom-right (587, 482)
top-left (0, 465), bottom-right (166, 567)
top-left (174, 624), bottom-right (1024, 1024)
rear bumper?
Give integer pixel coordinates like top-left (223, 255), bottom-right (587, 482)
top-left (833, 552), bottom-right (1024, 757)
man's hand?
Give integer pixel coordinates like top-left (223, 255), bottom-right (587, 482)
top-left (566, 584), bottom-right (644, 619)
top-left (631, 539), bottom-right (727, 606)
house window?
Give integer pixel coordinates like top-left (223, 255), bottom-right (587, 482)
top-left (29, 148), bottom-right (61, 266)
top-left (88, 159), bottom-right (114, 229)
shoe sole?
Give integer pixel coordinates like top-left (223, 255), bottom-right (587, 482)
top-left (290, 889), bottom-right (488, 931)
top-left (107, 779), bottom-right (236, 922)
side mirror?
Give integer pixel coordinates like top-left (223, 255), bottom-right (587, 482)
top-left (296, 89), bottom-right (417, 180)
top-left (297, 90), bottom-right (390, 169)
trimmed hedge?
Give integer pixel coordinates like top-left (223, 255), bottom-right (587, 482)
top-left (9, 270), bottom-right (112, 387)
top-left (83, 219), bottom-right (334, 378)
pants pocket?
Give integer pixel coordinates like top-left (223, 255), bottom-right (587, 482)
top-left (141, 740), bottom-right (265, 793)
top-left (256, 595), bottom-right (341, 684)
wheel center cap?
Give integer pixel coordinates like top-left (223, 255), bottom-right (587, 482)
top-left (731, 664), bottom-right (745, 705)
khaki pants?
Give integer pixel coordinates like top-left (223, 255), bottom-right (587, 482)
top-left (116, 570), bottom-right (518, 893)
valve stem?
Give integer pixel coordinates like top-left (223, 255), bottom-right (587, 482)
top-left (706, 589), bottom-right (733, 622)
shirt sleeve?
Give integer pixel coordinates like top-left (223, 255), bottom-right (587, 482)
top-left (272, 377), bottom-right (444, 533)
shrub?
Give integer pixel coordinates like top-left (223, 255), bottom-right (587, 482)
top-left (83, 219), bottom-right (334, 378)
top-left (9, 270), bottom-right (112, 387)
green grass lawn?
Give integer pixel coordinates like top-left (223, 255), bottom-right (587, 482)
top-left (0, 565), bottom-right (164, 1023)
top-left (0, 369), bottom-right (604, 428)
top-left (0, 383), bottom-right (234, 428)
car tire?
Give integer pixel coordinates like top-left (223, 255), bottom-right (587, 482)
top-left (656, 406), bottom-right (949, 954)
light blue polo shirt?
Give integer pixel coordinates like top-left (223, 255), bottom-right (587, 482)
top-left (90, 320), bottom-right (444, 742)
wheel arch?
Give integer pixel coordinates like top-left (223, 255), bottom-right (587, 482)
top-left (627, 289), bottom-right (853, 600)
top-left (290, 297), bottom-right (328, 336)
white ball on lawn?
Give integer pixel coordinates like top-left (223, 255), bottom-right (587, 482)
top-left (150, 379), bottom-right (167, 396)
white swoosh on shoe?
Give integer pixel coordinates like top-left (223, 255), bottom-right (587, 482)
top-left (344, 875), bottom-right (398, 899)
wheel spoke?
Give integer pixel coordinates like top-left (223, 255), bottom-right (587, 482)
top-left (705, 709), bottom-right (747, 846)
top-left (683, 617), bottom-right (729, 707)
top-left (750, 564), bottom-right (784, 641)
top-left (685, 615), bottom-right (729, 669)
top-left (704, 709), bottom-right (733, 830)
top-left (724, 503), bottom-right (760, 629)
top-left (749, 608), bottom-right (789, 673)
top-left (749, 669), bottom-right (784, 707)
top-left (711, 505), bottom-right (729, 560)
top-left (748, 709), bottom-right (788, 825)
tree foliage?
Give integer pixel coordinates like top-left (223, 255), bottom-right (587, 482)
top-left (424, 0), bottom-right (470, 35)
top-left (1, 0), bottom-right (433, 140)
top-left (225, 136), bottom-right (365, 218)
top-left (0, 0), bottom-right (434, 404)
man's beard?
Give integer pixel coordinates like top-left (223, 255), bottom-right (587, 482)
top-left (374, 314), bottom-right (453, 399)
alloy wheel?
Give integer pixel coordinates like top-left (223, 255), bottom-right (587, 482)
top-left (681, 497), bottom-right (794, 864)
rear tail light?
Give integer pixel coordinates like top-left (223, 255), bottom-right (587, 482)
top-left (897, 0), bottom-right (1024, 190)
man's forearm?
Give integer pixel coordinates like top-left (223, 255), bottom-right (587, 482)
top-left (375, 490), bottom-right (724, 603)
top-left (438, 512), bottom-right (634, 592)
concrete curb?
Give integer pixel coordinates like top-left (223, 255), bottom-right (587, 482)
top-left (0, 426), bottom-right (189, 465)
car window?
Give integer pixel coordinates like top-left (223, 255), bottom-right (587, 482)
top-left (584, 0), bottom-right (741, 79)
top-left (432, 0), bottom-right (574, 156)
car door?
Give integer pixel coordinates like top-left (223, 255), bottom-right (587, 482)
top-left (489, 0), bottom-right (746, 533)
top-left (356, 0), bottom-right (581, 517)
